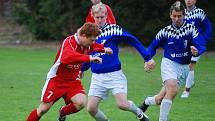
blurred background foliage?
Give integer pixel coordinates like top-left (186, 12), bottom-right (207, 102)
top-left (0, 0), bottom-right (214, 49)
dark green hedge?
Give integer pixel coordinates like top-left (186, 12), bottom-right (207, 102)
top-left (14, 0), bottom-right (214, 49)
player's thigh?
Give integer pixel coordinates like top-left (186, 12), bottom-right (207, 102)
top-left (164, 79), bottom-right (179, 99)
top-left (64, 80), bottom-right (86, 105)
top-left (41, 78), bottom-right (64, 103)
top-left (114, 93), bottom-right (128, 107)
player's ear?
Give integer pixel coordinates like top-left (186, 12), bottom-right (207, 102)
top-left (169, 13), bottom-right (173, 19)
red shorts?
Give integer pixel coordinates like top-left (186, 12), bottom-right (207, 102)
top-left (41, 77), bottom-right (86, 104)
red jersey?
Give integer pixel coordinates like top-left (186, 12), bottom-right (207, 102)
top-left (46, 34), bottom-right (104, 81)
top-left (86, 4), bottom-right (116, 24)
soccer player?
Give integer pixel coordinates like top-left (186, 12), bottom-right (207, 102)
top-left (86, 0), bottom-right (116, 24)
top-left (138, 1), bottom-right (206, 121)
top-left (181, 0), bottom-right (213, 98)
top-left (26, 22), bottom-right (113, 121)
top-left (81, 2), bottom-right (155, 121)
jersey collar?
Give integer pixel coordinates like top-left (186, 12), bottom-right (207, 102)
top-left (172, 21), bottom-right (186, 29)
top-left (74, 33), bottom-right (80, 45)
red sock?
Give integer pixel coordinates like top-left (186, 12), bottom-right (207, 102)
top-left (27, 109), bottom-right (40, 121)
top-left (60, 103), bottom-right (80, 116)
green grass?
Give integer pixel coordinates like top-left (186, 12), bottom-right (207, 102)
top-left (0, 48), bottom-right (215, 121)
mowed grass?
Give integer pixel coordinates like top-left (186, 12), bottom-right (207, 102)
top-left (0, 48), bottom-right (215, 121)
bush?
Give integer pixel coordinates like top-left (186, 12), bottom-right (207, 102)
top-left (14, 0), bottom-right (214, 51)
top-left (14, 0), bottom-right (90, 40)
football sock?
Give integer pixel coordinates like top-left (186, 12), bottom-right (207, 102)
top-left (60, 103), bottom-right (80, 117)
top-left (185, 70), bottom-right (194, 90)
top-left (159, 99), bottom-right (172, 121)
top-left (128, 100), bottom-right (140, 115)
top-left (27, 109), bottom-right (40, 121)
top-left (145, 96), bottom-right (156, 105)
top-left (94, 109), bottom-right (108, 121)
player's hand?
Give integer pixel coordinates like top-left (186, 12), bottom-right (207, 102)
top-left (90, 56), bottom-right (102, 64)
top-left (144, 59), bottom-right (156, 73)
top-left (104, 47), bottom-right (113, 55)
top-left (190, 46), bottom-right (198, 56)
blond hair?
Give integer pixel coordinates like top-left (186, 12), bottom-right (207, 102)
top-left (91, 2), bottom-right (107, 15)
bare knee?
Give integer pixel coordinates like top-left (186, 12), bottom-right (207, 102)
top-left (75, 100), bottom-right (86, 110)
top-left (37, 102), bottom-right (52, 116)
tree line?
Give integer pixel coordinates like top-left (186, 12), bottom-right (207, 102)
top-left (10, 0), bottom-right (215, 49)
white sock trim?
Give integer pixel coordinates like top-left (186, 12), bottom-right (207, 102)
top-left (145, 96), bottom-right (156, 105)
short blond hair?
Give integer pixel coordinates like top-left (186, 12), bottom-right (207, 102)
top-left (91, 2), bottom-right (107, 15)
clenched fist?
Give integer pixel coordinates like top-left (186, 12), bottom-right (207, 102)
top-left (90, 56), bottom-right (102, 64)
top-left (104, 47), bottom-right (113, 55)
top-left (144, 59), bottom-right (156, 73)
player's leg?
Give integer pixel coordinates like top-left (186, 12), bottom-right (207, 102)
top-left (158, 58), bottom-right (181, 121)
top-left (159, 79), bottom-right (179, 121)
top-left (58, 81), bottom-right (86, 121)
top-left (181, 62), bottom-right (196, 98)
top-left (139, 86), bottom-right (166, 112)
top-left (87, 72), bottom-right (110, 121)
top-left (58, 93), bottom-right (87, 121)
top-left (111, 69), bottom-right (148, 121)
top-left (114, 92), bottom-right (149, 121)
top-left (27, 102), bottom-right (53, 121)
top-left (87, 96), bottom-right (109, 121)
top-left (27, 78), bottom-right (57, 121)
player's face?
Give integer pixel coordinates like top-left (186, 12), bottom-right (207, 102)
top-left (80, 35), bottom-right (96, 47)
top-left (94, 11), bottom-right (107, 28)
top-left (170, 10), bottom-right (185, 27)
top-left (185, 0), bottom-right (196, 8)
top-left (91, 0), bottom-right (101, 5)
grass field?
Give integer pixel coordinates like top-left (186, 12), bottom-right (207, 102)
top-left (0, 48), bottom-right (215, 121)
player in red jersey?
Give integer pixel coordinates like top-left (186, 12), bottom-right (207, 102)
top-left (26, 22), bottom-right (113, 121)
top-left (86, 0), bottom-right (116, 24)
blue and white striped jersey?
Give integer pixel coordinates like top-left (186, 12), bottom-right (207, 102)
top-left (185, 6), bottom-right (212, 43)
top-left (82, 23), bottom-right (151, 73)
top-left (148, 21), bottom-right (206, 64)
